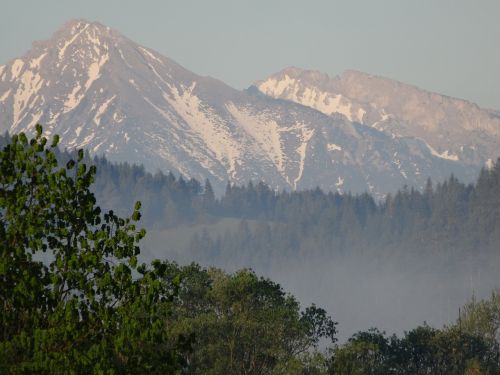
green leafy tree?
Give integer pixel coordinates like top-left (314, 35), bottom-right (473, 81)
top-left (162, 263), bottom-right (337, 374)
top-left (329, 324), bottom-right (500, 375)
top-left (0, 126), bottom-right (185, 373)
top-left (457, 290), bottom-right (500, 354)
top-left (329, 328), bottom-right (392, 375)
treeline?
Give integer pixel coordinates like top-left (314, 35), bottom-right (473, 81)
top-left (328, 290), bottom-right (500, 373)
top-left (189, 166), bottom-right (500, 265)
top-left (2, 131), bottom-right (499, 262)
top-left (329, 298), bottom-right (500, 374)
top-left (89, 151), bottom-right (500, 262)
top-left (147, 261), bottom-right (500, 374)
top-left (0, 132), bottom-right (205, 227)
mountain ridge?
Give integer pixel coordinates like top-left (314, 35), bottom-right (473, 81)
top-left (0, 19), bottom-right (490, 195)
top-left (256, 66), bottom-right (500, 167)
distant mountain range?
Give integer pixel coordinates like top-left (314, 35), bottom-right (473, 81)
top-left (256, 67), bottom-right (500, 167)
top-left (0, 19), bottom-right (498, 195)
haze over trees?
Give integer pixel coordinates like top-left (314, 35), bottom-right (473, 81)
top-left (2, 132), bottom-right (497, 260)
top-left (2, 129), bottom-right (499, 338)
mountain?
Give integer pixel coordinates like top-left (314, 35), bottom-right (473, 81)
top-left (0, 20), bottom-right (485, 195)
top-left (256, 67), bottom-right (500, 167)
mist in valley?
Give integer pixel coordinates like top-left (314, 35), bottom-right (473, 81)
top-left (142, 225), bottom-right (500, 341)
top-left (12, 136), bottom-right (494, 343)
top-left (86, 151), bottom-right (498, 342)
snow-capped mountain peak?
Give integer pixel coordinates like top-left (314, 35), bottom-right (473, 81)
top-left (0, 21), bottom-right (493, 196)
top-left (256, 67), bottom-right (366, 123)
top-left (256, 67), bottom-right (500, 166)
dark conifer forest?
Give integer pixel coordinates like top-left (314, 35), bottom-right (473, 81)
top-left (5, 130), bottom-right (496, 262)
top-left (35, 130), bottom-right (499, 268)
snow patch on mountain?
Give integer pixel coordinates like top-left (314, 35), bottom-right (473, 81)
top-left (58, 23), bottom-right (89, 60)
top-left (11, 60), bottom-right (24, 80)
top-left (297, 88), bottom-right (354, 121)
top-left (93, 95), bottom-right (115, 125)
top-left (117, 48), bottom-right (132, 68)
top-left (30, 53), bottom-right (47, 69)
top-left (63, 83), bottom-right (83, 112)
top-left (112, 112), bottom-right (124, 123)
top-left (80, 132), bottom-right (96, 148)
top-left (75, 126), bottom-right (83, 137)
top-left (63, 54), bottom-right (108, 114)
top-left (294, 127), bottom-right (314, 189)
top-left (357, 108), bottom-right (366, 122)
top-left (85, 54), bottom-right (108, 91)
top-left (314, 94), bottom-right (353, 121)
top-left (12, 70), bottom-right (44, 128)
top-left (85, 26), bottom-right (102, 47)
top-left (328, 143), bottom-right (342, 152)
top-left (258, 74), bottom-right (297, 98)
top-left (27, 110), bottom-right (43, 130)
top-left (140, 47), bottom-right (164, 65)
top-left (257, 74), bottom-right (361, 122)
top-left (164, 82), bottom-right (241, 177)
top-left (425, 142), bottom-right (459, 161)
top-left (0, 89), bottom-right (10, 102)
top-left (336, 176), bottom-right (344, 187)
top-left (226, 103), bottom-right (285, 173)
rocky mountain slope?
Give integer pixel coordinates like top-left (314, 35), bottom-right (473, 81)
top-left (256, 67), bottom-right (500, 167)
top-left (0, 20), bottom-right (487, 195)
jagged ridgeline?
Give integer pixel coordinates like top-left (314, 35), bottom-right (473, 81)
top-left (2, 20), bottom-right (498, 198)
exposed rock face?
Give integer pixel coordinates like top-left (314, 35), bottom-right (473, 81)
top-left (257, 67), bottom-right (500, 167)
top-left (0, 20), bottom-right (486, 196)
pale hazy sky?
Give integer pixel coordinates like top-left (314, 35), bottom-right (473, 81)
top-left (1, 0), bottom-right (499, 109)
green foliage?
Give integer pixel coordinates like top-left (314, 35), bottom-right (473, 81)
top-left (0, 127), bottom-right (185, 373)
top-left (0, 128), bottom-right (339, 373)
top-left (161, 263), bottom-right (337, 374)
top-left (329, 324), bottom-right (500, 374)
top-left (329, 328), bottom-right (393, 375)
top-left (457, 290), bottom-right (500, 351)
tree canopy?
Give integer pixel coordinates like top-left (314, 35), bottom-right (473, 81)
top-left (0, 126), bottom-right (186, 373)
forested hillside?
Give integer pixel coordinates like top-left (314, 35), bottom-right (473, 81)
top-left (3, 132), bottom-right (497, 262)
top-left (187, 168), bottom-right (500, 264)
